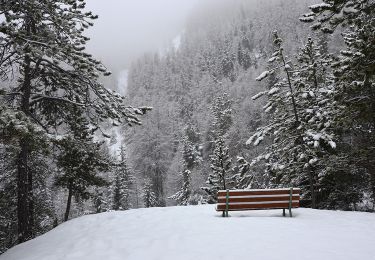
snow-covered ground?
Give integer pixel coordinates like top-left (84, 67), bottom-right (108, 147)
top-left (1, 205), bottom-right (375, 260)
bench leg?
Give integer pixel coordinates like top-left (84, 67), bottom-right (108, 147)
top-left (224, 189), bottom-right (229, 218)
top-left (222, 211), bottom-right (225, 217)
top-left (288, 187), bottom-right (293, 217)
top-left (283, 209), bottom-right (285, 217)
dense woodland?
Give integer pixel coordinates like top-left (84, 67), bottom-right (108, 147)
top-left (1, 0), bottom-right (374, 254)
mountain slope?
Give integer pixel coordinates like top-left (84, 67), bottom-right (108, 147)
top-left (1, 205), bottom-right (374, 260)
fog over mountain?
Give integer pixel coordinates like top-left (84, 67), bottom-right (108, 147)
top-left (85, 0), bottom-right (200, 75)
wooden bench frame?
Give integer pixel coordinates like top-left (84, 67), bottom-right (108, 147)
top-left (216, 188), bottom-right (300, 217)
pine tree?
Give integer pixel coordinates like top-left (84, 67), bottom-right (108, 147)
top-left (29, 152), bottom-right (56, 236)
top-left (202, 136), bottom-right (233, 203)
top-left (202, 93), bottom-right (234, 203)
top-left (0, 133), bottom-right (55, 251)
top-left (55, 112), bottom-right (110, 221)
top-left (170, 124), bottom-right (201, 206)
top-left (300, 0), bottom-right (375, 207)
top-left (232, 156), bottom-right (252, 189)
top-left (210, 93), bottom-right (233, 139)
top-left (0, 0), bottom-right (149, 242)
top-left (181, 125), bottom-right (202, 170)
top-left (112, 145), bottom-right (133, 210)
top-left (168, 169), bottom-right (192, 206)
top-left (249, 32), bottom-right (337, 208)
top-left (142, 181), bottom-right (157, 208)
top-left (93, 188), bottom-right (106, 214)
top-left (0, 144), bottom-right (17, 253)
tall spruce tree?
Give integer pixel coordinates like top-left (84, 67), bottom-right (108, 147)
top-left (142, 180), bottom-right (157, 208)
top-left (249, 32), bottom-right (337, 208)
top-left (0, 130), bottom-right (54, 252)
top-left (168, 169), bottom-right (192, 206)
top-left (55, 112), bottom-right (110, 221)
top-left (210, 93), bottom-right (233, 139)
top-left (232, 156), bottom-right (252, 189)
top-left (0, 0), bottom-right (149, 242)
top-left (181, 125), bottom-right (202, 170)
top-left (300, 0), bottom-right (375, 207)
top-left (93, 187), bottom-right (111, 213)
top-left (0, 143), bottom-right (17, 253)
top-left (170, 125), bottom-right (201, 206)
top-left (112, 145), bottom-right (133, 210)
top-left (202, 136), bottom-right (234, 203)
top-left (202, 93), bottom-right (234, 203)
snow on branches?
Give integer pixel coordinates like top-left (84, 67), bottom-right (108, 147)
top-left (248, 32), bottom-right (337, 187)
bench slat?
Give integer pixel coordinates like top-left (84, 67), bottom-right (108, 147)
top-left (217, 195), bottom-right (300, 203)
top-left (217, 189), bottom-right (300, 197)
top-left (216, 202), bottom-right (299, 211)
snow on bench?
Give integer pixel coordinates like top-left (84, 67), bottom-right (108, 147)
top-left (216, 188), bottom-right (300, 217)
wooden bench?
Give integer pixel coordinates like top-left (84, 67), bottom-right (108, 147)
top-left (216, 188), bottom-right (300, 217)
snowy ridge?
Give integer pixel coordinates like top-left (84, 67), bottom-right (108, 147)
top-left (1, 205), bottom-right (375, 260)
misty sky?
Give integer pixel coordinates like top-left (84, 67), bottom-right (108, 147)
top-left (85, 0), bottom-right (200, 74)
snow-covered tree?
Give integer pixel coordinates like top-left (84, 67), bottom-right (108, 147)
top-left (169, 169), bottom-right (192, 206)
top-left (210, 92), bottom-right (233, 139)
top-left (170, 123), bottom-right (201, 206)
top-left (93, 188), bottom-right (109, 214)
top-left (0, 144), bottom-right (17, 253)
top-left (202, 93), bottom-right (234, 203)
top-left (29, 153), bottom-right (56, 236)
top-left (0, 135), bottom-right (55, 252)
top-left (202, 136), bottom-right (234, 203)
top-left (112, 145), bottom-right (133, 210)
top-left (249, 32), bottom-right (337, 207)
top-left (125, 105), bottom-right (171, 207)
top-left (55, 112), bottom-right (110, 221)
top-left (0, 0), bottom-right (149, 242)
top-left (232, 156), bottom-right (252, 189)
top-left (181, 125), bottom-right (202, 170)
top-left (300, 0), bottom-right (375, 206)
top-left (142, 181), bottom-right (157, 208)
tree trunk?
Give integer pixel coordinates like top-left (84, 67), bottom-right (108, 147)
top-left (17, 139), bottom-right (32, 243)
top-left (64, 181), bottom-right (73, 222)
top-left (280, 49), bottom-right (299, 123)
top-left (16, 10), bottom-right (36, 243)
top-left (135, 182), bottom-right (139, 208)
top-left (17, 50), bottom-right (33, 243)
top-left (308, 166), bottom-right (316, 209)
top-left (367, 72), bottom-right (375, 210)
top-left (27, 157), bottom-right (34, 235)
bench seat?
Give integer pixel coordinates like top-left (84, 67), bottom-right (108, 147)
top-left (216, 188), bottom-right (300, 217)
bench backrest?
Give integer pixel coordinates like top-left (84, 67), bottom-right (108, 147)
top-left (216, 188), bottom-right (300, 211)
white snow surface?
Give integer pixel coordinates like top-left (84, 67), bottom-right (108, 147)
top-left (1, 205), bottom-right (375, 260)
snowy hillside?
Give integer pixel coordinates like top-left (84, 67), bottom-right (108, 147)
top-left (1, 205), bottom-right (374, 260)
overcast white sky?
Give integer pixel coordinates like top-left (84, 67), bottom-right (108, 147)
top-left (85, 0), bottom-right (200, 74)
